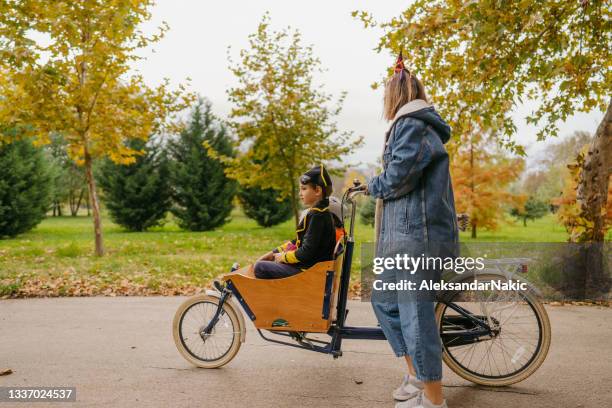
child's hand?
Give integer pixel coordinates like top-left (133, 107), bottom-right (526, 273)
top-left (273, 252), bottom-right (284, 263)
top-left (258, 251), bottom-right (274, 262)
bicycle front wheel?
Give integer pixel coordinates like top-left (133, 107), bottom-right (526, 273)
top-left (173, 294), bottom-right (243, 368)
top-left (435, 274), bottom-right (551, 386)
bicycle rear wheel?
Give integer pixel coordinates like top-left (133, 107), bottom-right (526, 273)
top-left (435, 274), bottom-right (551, 386)
top-left (173, 294), bottom-right (243, 368)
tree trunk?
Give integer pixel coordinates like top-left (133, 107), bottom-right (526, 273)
top-left (86, 191), bottom-right (91, 216)
top-left (523, 217), bottom-right (527, 227)
top-left (289, 177), bottom-right (300, 227)
top-left (576, 98), bottom-right (611, 241)
top-left (84, 148), bottom-right (104, 256)
top-left (469, 136), bottom-right (476, 239)
top-left (69, 191), bottom-right (74, 215)
top-left (70, 189), bottom-right (84, 216)
top-left (576, 98), bottom-right (611, 298)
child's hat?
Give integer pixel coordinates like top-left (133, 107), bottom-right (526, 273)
top-left (300, 164), bottom-right (332, 188)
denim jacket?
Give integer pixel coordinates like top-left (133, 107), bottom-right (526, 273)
top-left (367, 100), bottom-right (459, 245)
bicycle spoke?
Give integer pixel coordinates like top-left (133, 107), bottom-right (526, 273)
top-left (180, 301), bottom-right (237, 362)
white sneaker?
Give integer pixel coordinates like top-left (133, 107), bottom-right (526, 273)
top-left (393, 374), bottom-right (425, 401)
top-left (395, 391), bottom-right (448, 408)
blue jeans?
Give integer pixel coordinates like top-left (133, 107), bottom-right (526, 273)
top-left (371, 265), bottom-right (443, 382)
top-left (253, 261), bottom-right (301, 279)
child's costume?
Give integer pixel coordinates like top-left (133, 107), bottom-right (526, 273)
top-left (272, 196), bottom-right (336, 270)
top-left (254, 165), bottom-right (339, 279)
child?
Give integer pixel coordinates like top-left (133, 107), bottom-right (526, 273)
top-left (254, 164), bottom-right (337, 279)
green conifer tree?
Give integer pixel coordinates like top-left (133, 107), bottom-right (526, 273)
top-left (0, 137), bottom-right (52, 238)
top-left (360, 196), bottom-right (376, 227)
top-left (169, 99), bottom-right (236, 231)
top-left (511, 196), bottom-right (549, 227)
top-left (238, 186), bottom-right (292, 227)
top-left (97, 138), bottom-right (171, 231)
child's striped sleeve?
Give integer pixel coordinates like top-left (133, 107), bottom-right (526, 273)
top-left (280, 250), bottom-right (300, 264)
top-left (273, 239), bottom-right (296, 254)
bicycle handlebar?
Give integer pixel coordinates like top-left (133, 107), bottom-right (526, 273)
top-left (347, 184), bottom-right (366, 193)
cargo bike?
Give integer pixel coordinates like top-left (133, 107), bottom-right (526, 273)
top-left (173, 181), bottom-right (551, 386)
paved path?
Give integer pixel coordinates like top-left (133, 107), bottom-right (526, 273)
top-left (0, 297), bottom-right (610, 407)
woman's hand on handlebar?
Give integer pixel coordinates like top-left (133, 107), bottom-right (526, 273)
top-left (349, 184), bottom-right (368, 194)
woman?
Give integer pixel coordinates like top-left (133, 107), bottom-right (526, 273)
top-left (364, 52), bottom-right (459, 408)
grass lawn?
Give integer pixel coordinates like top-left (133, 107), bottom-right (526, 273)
top-left (0, 208), bottom-right (602, 298)
top-left (457, 213), bottom-right (574, 242)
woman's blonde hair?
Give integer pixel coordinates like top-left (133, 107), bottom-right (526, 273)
top-left (383, 70), bottom-right (428, 121)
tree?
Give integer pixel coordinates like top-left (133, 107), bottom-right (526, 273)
top-left (550, 148), bottom-right (612, 298)
top-left (0, 137), bottom-right (51, 238)
top-left (575, 105), bottom-right (611, 243)
top-left (451, 129), bottom-right (525, 238)
top-left (551, 132), bottom-right (611, 297)
top-left (44, 133), bottom-right (88, 217)
top-left (520, 171), bottom-right (550, 203)
top-left (238, 186), bottom-right (292, 227)
top-left (0, 0), bottom-right (193, 255)
top-left (360, 196), bottom-right (376, 227)
top-left (211, 13), bottom-right (363, 225)
top-left (524, 131), bottom-right (593, 204)
top-left (66, 163), bottom-right (88, 217)
top-left (554, 145), bottom-right (612, 241)
top-left (511, 196), bottom-right (549, 226)
top-left (45, 147), bottom-right (68, 217)
top-left (97, 138), bottom-right (171, 231)
top-left (169, 99), bottom-right (236, 231)
top-left (355, 0), bottom-right (609, 240)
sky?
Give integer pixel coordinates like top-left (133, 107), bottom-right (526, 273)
top-left (132, 0), bottom-right (604, 169)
